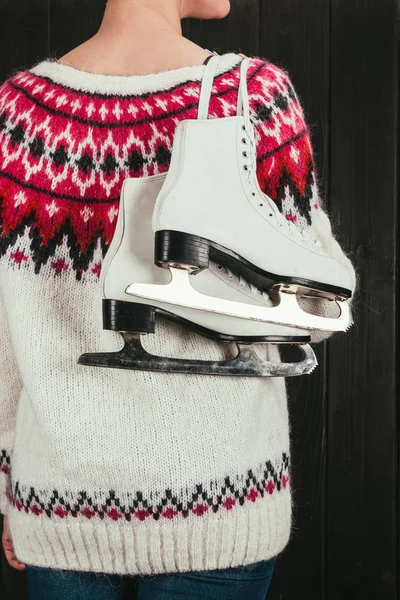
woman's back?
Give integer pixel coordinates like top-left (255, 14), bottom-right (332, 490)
top-left (0, 46), bottom-right (344, 576)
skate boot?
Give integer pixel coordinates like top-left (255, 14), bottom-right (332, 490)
top-left (78, 174), bottom-right (317, 377)
top-left (127, 55), bottom-right (352, 332)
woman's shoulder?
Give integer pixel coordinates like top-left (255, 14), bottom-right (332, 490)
top-left (241, 54), bottom-right (299, 103)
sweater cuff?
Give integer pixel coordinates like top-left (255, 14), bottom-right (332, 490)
top-left (0, 451), bottom-right (12, 515)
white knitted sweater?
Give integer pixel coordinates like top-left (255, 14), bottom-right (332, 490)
top-left (0, 52), bottom-right (356, 575)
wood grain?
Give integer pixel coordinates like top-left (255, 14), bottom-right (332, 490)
top-left (259, 0), bottom-right (330, 598)
top-left (328, 0), bottom-right (398, 598)
top-left (50, 0), bottom-right (106, 58)
top-left (0, 0), bottom-right (49, 81)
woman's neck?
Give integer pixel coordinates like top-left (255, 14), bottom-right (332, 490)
top-left (59, 0), bottom-right (210, 77)
top-left (101, 0), bottom-right (182, 42)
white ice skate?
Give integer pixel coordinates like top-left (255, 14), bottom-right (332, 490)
top-left (78, 174), bottom-right (317, 377)
top-left (127, 55), bottom-right (353, 333)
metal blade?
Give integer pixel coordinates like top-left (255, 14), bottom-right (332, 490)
top-left (78, 334), bottom-right (317, 377)
top-left (126, 268), bottom-right (352, 333)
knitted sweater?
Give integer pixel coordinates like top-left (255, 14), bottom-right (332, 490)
top-left (0, 52), bottom-right (356, 575)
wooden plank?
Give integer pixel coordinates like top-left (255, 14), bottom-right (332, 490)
top-left (50, 0), bottom-right (106, 57)
top-left (259, 1), bottom-right (330, 599)
top-left (328, 0), bottom-right (398, 598)
top-left (0, 0), bottom-right (49, 81)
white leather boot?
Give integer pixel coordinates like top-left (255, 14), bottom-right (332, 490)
top-left (128, 55), bottom-right (352, 332)
top-left (78, 174), bottom-right (317, 377)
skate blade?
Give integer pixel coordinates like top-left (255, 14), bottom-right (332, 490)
top-left (126, 269), bottom-right (352, 333)
top-left (78, 333), bottom-right (317, 377)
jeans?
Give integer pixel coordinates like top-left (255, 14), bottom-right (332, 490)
top-left (26, 558), bottom-right (276, 600)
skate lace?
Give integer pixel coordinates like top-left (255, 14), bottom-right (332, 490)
top-left (218, 265), bottom-right (271, 301)
top-left (262, 193), bottom-right (322, 250)
top-left (241, 123), bottom-right (257, 184)
top-left (241, 126), bottom-right (322, 251)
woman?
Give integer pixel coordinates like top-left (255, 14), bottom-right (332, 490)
top-left (0, 0), bottom-right (356, 598)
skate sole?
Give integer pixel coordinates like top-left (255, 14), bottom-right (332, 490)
top-left (101, 299), bottom-right (311, 344)
top-left (155, 230), bottom-right (352, 301)
top-left (78, 332), bottom-right (318, 377)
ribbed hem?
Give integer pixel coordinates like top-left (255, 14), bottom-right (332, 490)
top-left (0, 482), bottom-right (9, 516)
top-left (9, 491), bottom-right (291, 575)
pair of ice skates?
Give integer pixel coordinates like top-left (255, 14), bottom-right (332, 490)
top-left (78, 56), bottom-right (353, 377)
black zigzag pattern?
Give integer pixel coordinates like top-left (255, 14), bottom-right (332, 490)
top-left (3, 451), bottom-right (290, 521)
top-left (0, 194), bottom-right (108, 281)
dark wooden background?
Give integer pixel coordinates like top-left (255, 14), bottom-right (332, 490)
top-left (0, 0), bottom-right (398, 598)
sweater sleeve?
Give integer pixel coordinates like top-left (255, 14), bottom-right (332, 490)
top-left (0, 77), bottom-right (23, 513)
top-left (249, 59), bottom-right (357, 343)
top-left (0, 286), bottom-right (22, 515)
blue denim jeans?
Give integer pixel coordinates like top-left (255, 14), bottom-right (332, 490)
top-left (26, 558), bottom-right (276, 600)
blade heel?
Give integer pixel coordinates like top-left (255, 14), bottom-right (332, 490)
top-left (103, 300), bottom-right (156, 334)
top-left (155, 230), bottom-right (210, 271)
